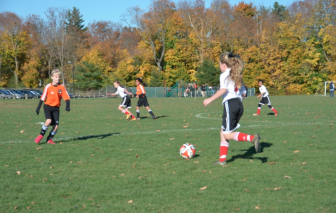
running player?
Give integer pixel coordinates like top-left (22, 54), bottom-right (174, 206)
top-left (203, 52), bottom-right (260, 166)
top-left (34, 69), bottom-right (70, 144)
top-left (108, 81), bottom-right (136, 120)
top-left (132, 78), bottom-right (156, 120)
top-left (253, 80), bottom-right (279, 116)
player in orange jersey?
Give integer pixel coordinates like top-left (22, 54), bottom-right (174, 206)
top-left (34, 69), bottom-right (70, 144)
top-left (132, 78), bottom-right (156, 120)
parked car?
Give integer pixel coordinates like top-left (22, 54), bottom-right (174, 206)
top-left (29, 90), bottom-right (42, 98)
top-left (6, 90), bottom-right (25, 99)
top-left (0, 89), bottom-right (13, 99)
top-left (68, 93), bottom-right (75, 98)
top-left (19, 90), bottom-right (38, 99)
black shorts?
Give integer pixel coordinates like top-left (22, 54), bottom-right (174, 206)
top-left (222, 98), bottom-right (244, 134)
top-left (44, 104), bottom-right (60, 126)
top-left (259, 96), bottom-right (271, 105)
top-left (137, 96), bottom-right (149, 107)
top-left (120, 96), bottom-right (131, 108)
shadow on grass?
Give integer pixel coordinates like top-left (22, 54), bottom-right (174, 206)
top-left (55, 133), bottom-right (121, 143)
top-left (140, 115), bottom-right (168, 120)
top-left (227, 142), bottom-right (273, 163)
top-left (267, 112), bottom-right (275, 115)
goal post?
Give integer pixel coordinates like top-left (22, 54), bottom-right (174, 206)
top-left (315, 81), bottom-right (334, 96)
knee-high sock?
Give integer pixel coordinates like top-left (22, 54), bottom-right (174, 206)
top-left (219, 141), bottom-right (229, 162)
top-left (40, 124), bottom-right (48, 136)
top-left (136, 110), bottom-right (140, 118)
top-left (46, 126), bottom-right (57, 141)
top-left (234, 132), bottom-right (255, 142)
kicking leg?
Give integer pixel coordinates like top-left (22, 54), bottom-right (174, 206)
top-left (145, 106), bottom-right (156, 119)
top-left (268, 105), bottom-right (278, 116)
top-left (46, 125), bottom-right (58, 144)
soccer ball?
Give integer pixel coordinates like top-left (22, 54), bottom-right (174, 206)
top-left (180, 143), bottom-right (196, 159)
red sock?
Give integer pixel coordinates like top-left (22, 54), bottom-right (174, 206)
top-left (219, 141), bottom-right (229, 162)
top-left (234, 132), bottom-right (254, 142)
top-left (122, 110), bottom-right (130, 115)
top-left (271, 108), bottom-right (278, 114)
top-left (257, 108), bottom-right (261, 115)
top-left (131, 115), bottom-right (136, 119)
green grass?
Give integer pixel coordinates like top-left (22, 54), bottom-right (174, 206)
top-left (0, 95), bottom-right (336, 212)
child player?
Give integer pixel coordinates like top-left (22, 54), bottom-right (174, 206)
top-left (35, 69), bottom-right (70, 144)
top-left (108, 81), bottom-right (136, 120)
top-left (253, 80), bottom-right (279, 116)
top-left (203, 52), bottom-right (260, 166)
top-left (132, 78), bottom-right (156, 120)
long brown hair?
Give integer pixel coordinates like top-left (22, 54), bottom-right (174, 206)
top-left (219, 52), bottom-right (244, 89)
top-left (114, 81), bottom-right (123, 88)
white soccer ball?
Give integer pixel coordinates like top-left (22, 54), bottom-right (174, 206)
top-left (180, 143), bottom-right (196, 159)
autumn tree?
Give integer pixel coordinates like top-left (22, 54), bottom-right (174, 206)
top-left (0, 12), bottom-right (30, 87)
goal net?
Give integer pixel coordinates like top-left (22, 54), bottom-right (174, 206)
top-left (315, 81), bottom-right (334, 96)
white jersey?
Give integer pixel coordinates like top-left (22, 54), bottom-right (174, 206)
top-left (220, 69), bottom-right (245, 103)
top-left (259, 85), bottom-right (269, 97)
top-left (115, 86), bottom-right (128, 98)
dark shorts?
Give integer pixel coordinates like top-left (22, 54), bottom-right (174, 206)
top-left (222, 98), bottom-right (244, 134)
top-left (44, 104), bottom-right (60, 126)
top-left (137, 96), bottom-right (149, 107)
top-left (259, 96), bottom-right (271, 105)
top-left (120, 96), bottom-right (131, 108)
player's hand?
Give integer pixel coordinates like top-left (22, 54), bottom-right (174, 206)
top-left (65, 105), bottom-right (70, 112)
top-left (36, 108), bottom-right (40, 115)
top-left (203, 99), bottom-right (212, 107)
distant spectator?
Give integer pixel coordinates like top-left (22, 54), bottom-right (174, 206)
top-left (184, 87), bottom-right (190, 97)
top-left (244, 84), bottom-right (248, 98)
top-left (201, 84), bottom-right (206, 97)
top-left (330, 81), bottom-right (335, 97)
top-left (194, 82), bottom-right (197, 97)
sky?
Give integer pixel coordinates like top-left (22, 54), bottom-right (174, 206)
top-left (0, 0), bottom-right (296, 26)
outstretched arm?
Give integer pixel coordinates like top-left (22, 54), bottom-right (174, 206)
top-left (124, 88), bottom-right (132, 95)
top-left (203, 88), bottom-right (227, 107)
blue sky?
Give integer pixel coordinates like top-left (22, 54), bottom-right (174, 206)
top-left (0, 0), bottom-right (296, 26)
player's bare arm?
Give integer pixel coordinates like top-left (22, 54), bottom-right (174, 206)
top-left (203, 88), bottom-right (227, 107)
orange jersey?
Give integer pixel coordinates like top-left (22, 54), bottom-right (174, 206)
top-left (136, 84), bottom-right (146, 95)
top-left (41, 83), bottom-right (70, 107)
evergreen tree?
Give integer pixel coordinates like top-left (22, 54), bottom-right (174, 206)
top-left (149, 68), bottom-right (163, 87)
top-left (65, 7), bottom-right (87, 32)
top-left (272, 2), bottom-right (288, 21)
top-left (75, 61), bottom-right (104, 90)
top-left (196, 59), bottom-right (220, 86)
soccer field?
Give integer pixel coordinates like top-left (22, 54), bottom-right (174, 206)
top-left (0, 96), bottom-right (335, 212)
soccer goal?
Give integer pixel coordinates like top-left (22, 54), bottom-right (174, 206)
top-left (315, 81), bottom-right (334, 96)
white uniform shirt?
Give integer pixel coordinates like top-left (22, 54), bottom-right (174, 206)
top-left (220, 69), bottom-right (245, 103)
top-left (259, 85), bottom-right (269, 97)
top-left (115, 86), bottom-right (127, 98)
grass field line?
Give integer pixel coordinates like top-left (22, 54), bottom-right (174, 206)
top-left (0, 121), bottom-right (323, 144)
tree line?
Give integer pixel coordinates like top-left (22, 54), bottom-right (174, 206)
top-left (0, 0), bottom-right (335, 94)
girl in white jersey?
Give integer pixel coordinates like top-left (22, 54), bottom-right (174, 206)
top-left (108, 81), bottom-right (136, 120)
top-left (253, 80), bottom-right (279, 116)
top-left (203, 52), bottom-right (260, 166)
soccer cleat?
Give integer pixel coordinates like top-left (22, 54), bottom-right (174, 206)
top-left (126, 114), bottom-right (131, 120)
top-left (47, 139), bottom-right (56, 144)
top-left (136, 118), bottom-right (140, 121)
top-left (252, 134), bottom-right (261, 152)
top-left (152, 115), bottom-right (156, 120)
top-left (212, 160), bottom-right (227, 166)
top-left (131, 117), bottom-right (137, 121)
top-left (275, 113), bottom-right (279, 116)
top-left (34, 135), bottom-right (43, 144)
top-left (253, 113), bottom-right (259, 116)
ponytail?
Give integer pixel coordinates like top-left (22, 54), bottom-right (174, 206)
top-left (219, 52), bottom-right (244, 89)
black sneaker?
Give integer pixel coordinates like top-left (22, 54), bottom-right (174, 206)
top-left (252, 134), bottom-right (260, 152)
